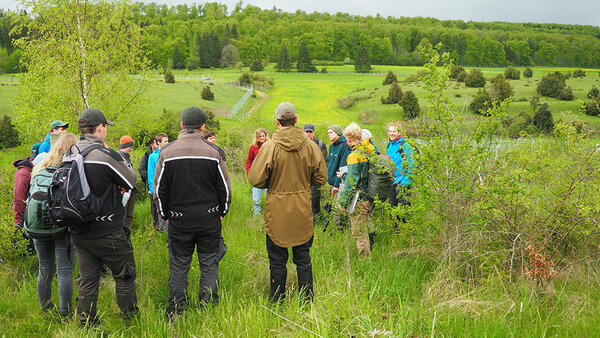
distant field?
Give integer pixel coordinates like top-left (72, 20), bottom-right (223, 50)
top-left (3, 65), bottom-right (600, 132)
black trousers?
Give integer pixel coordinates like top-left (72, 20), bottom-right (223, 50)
top-left (168, 228), bottom-right (227, 313)
top-left (310, 185), bottom-right (321, 219)
top-left (388, 184), bottom-right (411, 225)
top-left (71, 228), bottom-right (138, 325)
top-left (266, 234), bottom-right (313, 302)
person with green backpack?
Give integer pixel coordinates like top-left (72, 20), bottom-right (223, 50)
top-left (25, 133), bottom-right (78, 317)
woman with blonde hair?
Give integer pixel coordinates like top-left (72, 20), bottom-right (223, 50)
top-left (30, 132), bottom-right (78, 316)
top-left (246, 128), bottom-right (269, 215)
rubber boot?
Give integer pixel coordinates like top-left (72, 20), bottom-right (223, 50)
top-left (269, 270), bottom-right (286, 303)
top-left (297, 264), bottom-right (314, 302)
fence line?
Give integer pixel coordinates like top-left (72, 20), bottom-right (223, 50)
top-left (229, 85), bottom-right (253, 121)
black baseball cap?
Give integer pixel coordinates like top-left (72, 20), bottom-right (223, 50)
top-left (78, 108), bottom-right (114, 127)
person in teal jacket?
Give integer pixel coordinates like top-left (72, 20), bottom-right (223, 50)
top-left (323, 124), bottom-right (351, 231)
top-left (386, 123), bottom-right (415, 212)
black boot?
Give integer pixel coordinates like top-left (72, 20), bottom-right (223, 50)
top-left (297, 264), bottom-right (313, 302)
top-left (269, 270), bottom-right (287, 303)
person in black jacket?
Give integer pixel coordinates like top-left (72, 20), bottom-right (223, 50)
top-left (137, 136), bottom-right (157, 185)
top-left (304, 124), bottom-right (328, 223)
top-left (155, 106), bottom-right (231, 317)
top-left (70, 108), bottom-right (139, 328)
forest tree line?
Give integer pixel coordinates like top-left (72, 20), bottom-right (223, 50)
top-left (1, 2), bottom-right (600, 73)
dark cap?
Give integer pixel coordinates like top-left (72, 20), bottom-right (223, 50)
top-left (50, 120), bottom-right (69, 130)
top-left (275, 102), bottom-right (297, 120)
top-left (181, 106), bottom-right (208, 125)
top-left (78, 108), bottom-right (114, 127)
top-left (304, 123), bottom-right (315, 132)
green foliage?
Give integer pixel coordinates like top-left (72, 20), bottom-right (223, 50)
top-left (449, 65), bottom-right (465, 79)
top-left (469, 88), bottom-right (492, 114)
top-left (382, 71), bottom-right (398, 85)
top-left (399, 90), bottom-right (420, 119)
top-left (523, 67), bottom-right (533, 78)
top-left (172, 45), bottom-right (183, 69)
top-left (490, 74), bottom-right (514, 101)
top-left (239, 72), bottom-right (251, 85)
top-left (465, 68), bottom-right (486, 87)
top-left (504, 66), bottom-right (520, 80)
top-left (536, 71), bottom-right (566, 98)
top-left (354, 46), bottom-right (371, 73)
top-left (164, 70), bottom-right (175, 83)
top-left (456, 70), bottom-right (467, 82)
top-left (220, 44), bottom-right (240, 68)
top-left (320, 67), bottom-right (327, 74)
top-left (533, 103), bottom-right (554, 133)
top-left (276, 43), bottom-right (291, 72)
top-left (201, 86), bottom-right (214, 100)
top-left (380, 82), bottom-right (403, 104)
top-left (12, 0), bottom-right (151, 144)
top-left (249, 59), bottom-right (263, 72)
top-left (297, 41), bottom-right (317, 73)
top-left (558, 86), bottom-right (574, 101)
top-left (0, 115), bottom-right (20, 149)
top-left (587, 85), bottom-right (599, 99)
top-left (582, 99), bottom-right (600, 116)
top-left (572, 68), bottom-right (586, 78)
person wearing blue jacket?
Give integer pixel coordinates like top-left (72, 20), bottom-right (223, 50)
top-left (149, 133), bottom-right (169, 232)
top-left (386, 123), bottom-right (415, 210)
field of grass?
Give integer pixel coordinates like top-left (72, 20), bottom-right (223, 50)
top-left (2, 64), bottom-right (600, 336)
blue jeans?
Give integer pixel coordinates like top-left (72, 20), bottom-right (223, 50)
top-left (33, 232), bottom-right (75, 316)
top-left (252, 187), bottom-right (267, 215)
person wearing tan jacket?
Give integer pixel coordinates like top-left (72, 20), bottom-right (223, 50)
top-left (248, 102), bottom-right (328, 303)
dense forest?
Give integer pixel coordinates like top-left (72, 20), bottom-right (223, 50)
top-left (1, 1), bottom-right (600, 73)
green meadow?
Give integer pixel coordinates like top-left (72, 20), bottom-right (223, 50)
top-left (1, 64), bottom-right (600, 336)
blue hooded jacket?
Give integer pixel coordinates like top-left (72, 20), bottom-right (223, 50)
top-left (386, 138), bottom-right (415, 186)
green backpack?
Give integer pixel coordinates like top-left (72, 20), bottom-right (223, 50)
top-left (366, 154), bottom-right (396, 201)
top-left (24, 167), bottom-right (66, 239)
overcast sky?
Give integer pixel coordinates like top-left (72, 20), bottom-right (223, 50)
top-left (1, 0), bottom-right (599, 26)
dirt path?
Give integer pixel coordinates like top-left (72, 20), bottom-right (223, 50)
top-left (246, 90), bottom-right (270, 117)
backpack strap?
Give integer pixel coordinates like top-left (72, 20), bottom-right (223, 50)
top-left (79, 143), bottom-right (104, 157)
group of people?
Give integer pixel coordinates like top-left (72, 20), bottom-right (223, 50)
top-left (245, 103), bottom-right (415, 301)
top-left (11, 101), bottom-right (415, 328)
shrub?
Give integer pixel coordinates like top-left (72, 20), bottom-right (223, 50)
top-left (450, 65), bottom-right (465, 79)
top-left (164, 70), bottom-right (175, 83)
top-left (250, 59), bottom-right (263, 72)
top-left (382, 71), bottom-right (398, 85)
top-left (533, 103), bottom-right (554, 133)
top-left (572, 68), bottom-right (586, 78)
top-left (465, 68), bottom-right (486, 88)
top-left (536, 72), bottom-right (566, 98)
top-left (456, 70), bottom-right (467, 82)
top-left (582, 99), bottom-right (600, 116)
top-left (587, 85), bottom-right (599, 99)
top-left (490, 74), bottom-right (514, 101)
top-left (380, 82), bottom-right (403, 104)
top-left (0, 115), bottom-right (20, 149)
top-left (239, 72), bottom-right (251, 85)
top-left (523, 67), bottom-right (533, 78)
top-left (504, 66), bottom-right (520, 80)
top-left (359, 110), bottom-right (380, 124)
top-left (320, 67), bottom-right (327, 74)
top-left (469, 88), bottom-right (492, 114)
top-left (201, 86), bottom-right (214, 100)
top-left (344, 57), bottom-right (351, 64)
top-left (558, 86), bottom-right (574, 101)
top-left (337, 94), bottom-right (371, 109)
top-left (400, 90), bottom-right (420, 119)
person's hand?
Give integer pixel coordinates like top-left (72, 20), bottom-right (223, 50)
top-left (118, 186), bottom-right (126, 195)
top-left (336, 171), bottom-right (343, 179)
top-left (331, 187), bottom-right (339, 195)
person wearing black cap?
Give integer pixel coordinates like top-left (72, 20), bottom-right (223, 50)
top-left (70, 108), bottom-right (139, 327)
top-left (304, 123), bottom-right (328, 223)
top-left (154, 106), bottom-right (231, 317)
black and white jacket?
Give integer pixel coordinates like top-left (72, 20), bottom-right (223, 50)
top-left (73, 135), bottom-right (137, 239)
top-left (154, 129), bottom-right (231, 235)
